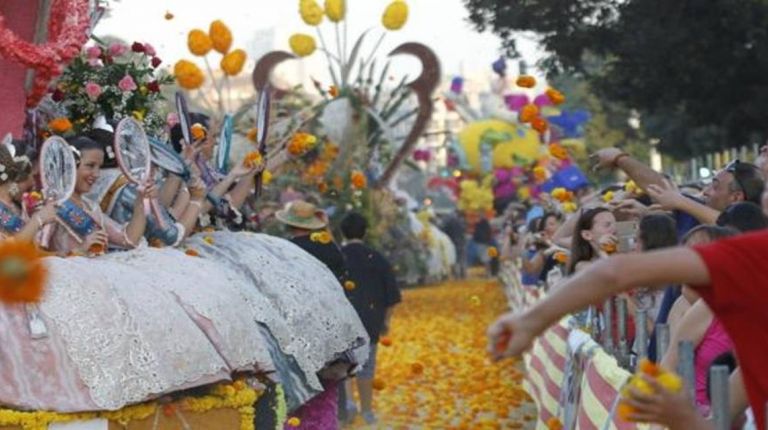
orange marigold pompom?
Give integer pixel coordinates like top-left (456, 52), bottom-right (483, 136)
top-left (48, 117), bottom-right (73, 134)
top-left (638, 358), bottom-right (661, 377)
top-left (246, 128), bottom-right (258, 142)
top-left (487, 246), bottom-right (498, 258)
top-left (372, 378), bottom-right (386, 390)
top-left (553, 251), bottom-right (569, 264)
top-left (546, 417), bottom-right (564, 430)
top-left (220, 49), bottom-right (246, 76)
top-left (601, 242), bottom-right (617, 254)
top-left (286, 417), bottom-right (301, 427)
top-left (185, 248), bottom-right (200, 257)
top-left (518, 104), bottom-right (538, 123)
top-left (546, 88), bottom-right (566, 105)
top-left (351, 170), bottom-right (367, 189)
top-left (174, 60), bottom-right (205, 90)
top-left (190, 123), bottom-right (207, 141)
top-left (328, 85), bottom-right (339, 97)
top-left (379, 336), bottom-right (392, 347)
top-left (549, 143), bottom-right (568, 160)
top-left (0, 240), bottom-right (47, 304)
top-left (243, 151), bottom-right (263, 169)
top-left (209, 20), bottom-right (233, 54)
top-left (187, 29), bottom-right (213, 56)
top-left (343, 280), bottom-right (356, 291)
top-left (516, 75), bottom-right (536, 88)
top-left (532, 117), bottom-right (549, 134)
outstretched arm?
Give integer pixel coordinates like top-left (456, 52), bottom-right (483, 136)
top-left (489, 247), bottom-right (710, 359)
top-left (593, 148), bottom-right (666, 191)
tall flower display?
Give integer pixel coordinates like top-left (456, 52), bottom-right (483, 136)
top-left (45, 39), bottom-right (174, 136)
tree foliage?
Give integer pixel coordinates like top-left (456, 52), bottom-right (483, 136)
top-left (465, 0), bottom-right (768, 158)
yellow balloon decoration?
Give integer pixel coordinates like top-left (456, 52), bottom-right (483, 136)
top-left (457, 119), bottom-right (541, 172)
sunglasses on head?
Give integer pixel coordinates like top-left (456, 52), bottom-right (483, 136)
top-left (723, 159), bottom-right (751, 199)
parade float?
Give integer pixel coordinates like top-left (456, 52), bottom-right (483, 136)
top-left (0, 1), bottom-right (390, 429)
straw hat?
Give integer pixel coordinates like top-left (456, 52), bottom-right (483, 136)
top-left (275, 200), bottom-right (327, 230)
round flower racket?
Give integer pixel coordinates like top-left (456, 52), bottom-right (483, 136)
top-left (114, 117), bottom-right (165, 228)
top-left (216, 114), bottom-right (233, 174)
top-left (39, 136), bottom-right (76, 204)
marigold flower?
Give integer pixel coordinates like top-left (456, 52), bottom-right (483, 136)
top-left (289, 33), bottom-right (316, 57)
top-left (379, 336), bottom-right (392, 347)
top-left (533, 166), bottom-right (547, 182)
top-left (174, 60), bottom-right (205, 90)
top-left (545, 88), bottom-right (566, 105)
top-left (548, 143), bottom-right (568, 160)
top-left (287, 132), bottom-right (318, 156)
top-left (322, 143), bottom-right (340, 160)
top-left (311, 231), bottom-right (332, 244)
top-left (299, 0), bottom-right (324, 26)
top-left (188, 29), bottom-right (213, 56)
top-left (48, 117), bottom-right (73, 134)
top-left (344, 280), bottom-right (356, 291)
top-left (562, 202), bottom-right (577, 213)
top-left (625, 180), bottom-right (644, 195)
top-left (373, 378), bottom-right (387, 391)
top-left (220, 49), bottom-right (246, 76)
top-left (328, 85), bottom-right (339, 98)
top-left (286, 417), bottom-right (301, 427)
top-left (209, 20), bottom-right (233, 54)
top-left (149, 238), bottom-right (164, 248)
top-left (602, 191), bottom-right (614, 203)
top-left (191, 123), bottom-right (207, 141)
top-left (546, 417), bottom-right (563, 430)
top-left (551, 187), bottom-right (569, 203)
top-left (203, 236), bottom-right (215, 245)
top-left (325, 0), bottom-right (346, 22)
top-left (600, 242), bottom-right (617, 254)
top-left (487, 246), bottom-right (498, 258)
top-left (351, 170), bottom-right (367, 189)
top-left (516, 75), bottom-right (536, 88)
top-left (518, 104), bottom-right (538, 123)
top-left (638, 358), bottom-right (660, 377)
top-left (318, 182), bottom-right (329, 193)
top-left (88, 243), bottom-right (105, 255)
top-left (0, 240), bottom-right (47, 304)
top-left (411, 362), bottom-right (424, 375)
top-left (262, 170), bottom-right (273, 185)
top-left (185, 248), bottom-right (200, 257)
top-left (553, 251), bottom-right (568, 264)
top-left (382, 0), bottom-right (409, 31)
top-left (531, 117), bottom-right (549, 133)
top-left (243, 151), bottom-right (263, 169)
top-left (246, 128), bottom-right (258, 142)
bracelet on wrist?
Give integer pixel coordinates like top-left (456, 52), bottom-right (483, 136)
top-left (612, 152), bottom-right (630, 167)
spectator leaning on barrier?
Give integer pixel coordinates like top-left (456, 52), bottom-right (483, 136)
top-left (659, 226), bottom-right (737, 418)
top-left (488, 226), bottom-right (768, 430)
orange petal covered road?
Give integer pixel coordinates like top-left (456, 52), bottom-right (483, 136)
top-left (350, 279), bottom-right (535, 429)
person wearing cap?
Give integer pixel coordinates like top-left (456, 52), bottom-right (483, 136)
top-left (275, 199), bottom-right (348, 429)
top-left (276, 200), bottom-right (346, 281)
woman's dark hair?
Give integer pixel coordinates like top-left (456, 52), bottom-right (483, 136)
top-left (682, 225), bottom-right (739, 244)
top-left (67, 136), bottom-right (105, 166)
top-left (638, 213), bottom-right (678, 251)
top-left (340, 212), bottom-right (367, 240)
top-left (85, 129), bottom-right (118, 169)
top-left (473, 219), bottom-right (493, 244)
top-left (567, 207), bottom-right (611, 274)
top-left (0, 145), bottom-right (30, 184)
top-left (536, 212), bottom-right (561, 233)
top-left (716, 202), bottom-right (768, 233)
top-left (170, 112), bottom-right (210, 153)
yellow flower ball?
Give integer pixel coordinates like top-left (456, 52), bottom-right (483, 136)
top-left (289, 33), bottom-right (316, 57)
top-left (299, 0), bottom-right (324, 26)
top-left (209, 20), bottom-right (233, 54)
top-left (325, 0), bottom-right (346, 22)
top-left (657, 372), bottom-right (683, 393)
top-left (262, 170), bottom-right (273, 185)
top-left (174, 60), bottom-right (205, 90)
top-left (382, 0), bottom-right (408, 31)
top-left (602, 191), bottom-right (614, 203)
top-left (187, 29), bottom-right (213, 56)
top-left (220, 49), bottom-right (247, 76)
top-left (286, 417), bottom-right (301, 427)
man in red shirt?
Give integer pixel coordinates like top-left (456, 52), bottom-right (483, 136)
top-left (489, 230), bottom-right (768, 429)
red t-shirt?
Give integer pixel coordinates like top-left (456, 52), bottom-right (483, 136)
top-left (694, 230), bottom-right (768, 429)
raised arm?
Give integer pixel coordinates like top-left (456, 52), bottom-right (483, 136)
top-left (489, 247), bottom-right (710, 359)
top-left (660, 299), bottom-right (713, 371)
top-left (593, 148), bottom-right (666, 191)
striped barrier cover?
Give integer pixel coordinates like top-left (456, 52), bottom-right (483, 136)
top-left (500, 265), bottom-right (651, 430)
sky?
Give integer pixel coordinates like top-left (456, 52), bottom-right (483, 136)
top-left (97, 0), bottom-right (545, 88)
